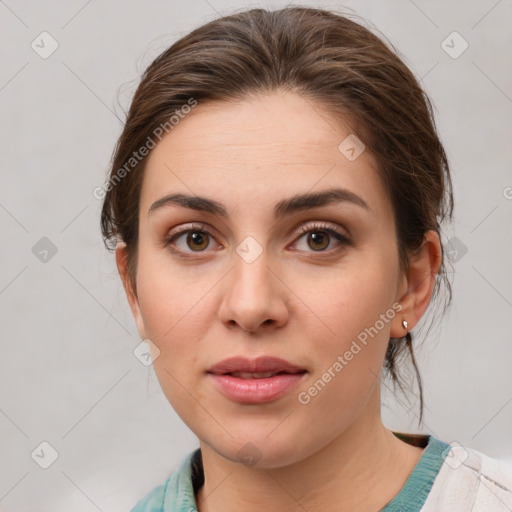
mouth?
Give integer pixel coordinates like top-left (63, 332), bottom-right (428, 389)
top-left (206, 358), bottom-right (308, 404)
top-left (207, 355), bottom-right (307, 376)
top-left (218, 370), bottom-right (306, 379)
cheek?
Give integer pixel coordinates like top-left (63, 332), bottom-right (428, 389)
top-left (294, 256), bottom-right (398, 398)
top-left (295, 276), bottom-right (394, 426)
top-left (134, 250), bottom-right (216, 397)
top-left (293, 258), bottom-right (398, 342)
top-left (136, 266), bottom-right (206, 417)
top-left (135, 246), bottom-right (213, 342)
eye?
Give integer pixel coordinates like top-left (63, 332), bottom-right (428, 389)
top-left (163, 223), bottom-right (218, 256)
top-left (292, 222), bottom-right (351, 255)
top-left (163, 221), bottom-right (351, 259)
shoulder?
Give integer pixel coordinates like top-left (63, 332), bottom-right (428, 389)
top-left (422, 441), bottom-right (512, 511)
top-left (130, 448), bottom-right (200, 512)
top-left (130, 480), bottom-right (169, 512)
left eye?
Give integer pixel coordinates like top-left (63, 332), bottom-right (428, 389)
top-left (293, 224), bottom-right (350, 253)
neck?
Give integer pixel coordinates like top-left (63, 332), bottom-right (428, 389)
top-left (195, 390), bottom-right (425, 512)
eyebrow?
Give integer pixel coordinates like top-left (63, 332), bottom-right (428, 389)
top-left (148, 187), bottom-right (371, 219)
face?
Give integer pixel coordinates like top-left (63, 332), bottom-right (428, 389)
top-left (120, 91), bottom-right (408, 468)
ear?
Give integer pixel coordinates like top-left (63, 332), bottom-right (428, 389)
top-left (115, 242), bottom-right (147, 340)
top-left (390, 230), bottom-right (442, 338)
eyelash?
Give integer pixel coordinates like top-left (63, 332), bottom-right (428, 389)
top-left (163, 221), bottom-right (351, 259)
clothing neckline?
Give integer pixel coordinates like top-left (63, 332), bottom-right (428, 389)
top-left (380, 433), bottom-right (450, 511)
top-left (166, 433), bottom-right (449, 512)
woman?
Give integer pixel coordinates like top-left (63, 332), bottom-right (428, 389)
top-left (100, 6), bottom-right (512, 511)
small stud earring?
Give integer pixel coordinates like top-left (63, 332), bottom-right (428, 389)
top-left (402, 320), bottom-right (409, 331)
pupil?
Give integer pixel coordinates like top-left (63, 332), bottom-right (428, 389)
top-left (309, 232), bottom-right (328, 251)
top-left (188, 232), bottom-right (207, 250)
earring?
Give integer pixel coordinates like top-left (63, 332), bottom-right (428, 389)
top-left (402, 320), bottom-right (409, 332)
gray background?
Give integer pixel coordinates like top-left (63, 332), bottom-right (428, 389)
top-left (1, 0), bottom-right (511, 510)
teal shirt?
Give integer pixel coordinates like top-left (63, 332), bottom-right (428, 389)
top-left (131, 434), bottom-right (450, 512)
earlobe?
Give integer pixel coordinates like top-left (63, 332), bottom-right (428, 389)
top-left (115, 242), bottom-right (147, 340)
top-left (391, 231), bottom-right (442, 337)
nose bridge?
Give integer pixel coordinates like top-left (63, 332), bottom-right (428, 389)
top-left (232, 238), bottom-right (275, 307)
top-left (234, 239), bottom-right (271, 292)
top-left (217, 237), bottom-right (288, 332)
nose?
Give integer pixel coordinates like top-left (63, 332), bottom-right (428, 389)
top-left (217, 248), bottom-right (289, 334)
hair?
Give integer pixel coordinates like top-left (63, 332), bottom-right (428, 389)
top-left (100, 6), bottom-right (454, 424)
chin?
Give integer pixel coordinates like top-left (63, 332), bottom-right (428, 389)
top-left (204, 432), bottom-right (312, 470)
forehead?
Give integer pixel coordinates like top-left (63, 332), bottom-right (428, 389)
top-left (147, 92), bottom-right (358, 166)
top-left (140, 91), bottom-right (389, 220)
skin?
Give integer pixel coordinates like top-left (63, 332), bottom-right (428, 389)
top-left (116, 91), bottom-right (442, 512)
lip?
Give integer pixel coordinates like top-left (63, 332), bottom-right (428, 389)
top-left (206, 356), bottom-right (307, 404)
top-left (207, 356), bottom-right (306, 375)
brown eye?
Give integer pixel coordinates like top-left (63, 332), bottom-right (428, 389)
top-left (306, 231), bottom-right (330, 251)
top-left (163, 223), bottom-right (216, 256)
top-left (294, 222), bottom-right (351, 255)
top-left (185, 231), bottom-right (210, 251)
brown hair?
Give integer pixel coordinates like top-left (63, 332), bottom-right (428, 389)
top-left (100, 6), bottom-right (453, 423)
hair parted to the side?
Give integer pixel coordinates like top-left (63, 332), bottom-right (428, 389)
top-left (100, 6), bottom-right (454, 424)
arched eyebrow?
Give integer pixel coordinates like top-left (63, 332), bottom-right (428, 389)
top-left (148, 187), bottom-right (371, 219)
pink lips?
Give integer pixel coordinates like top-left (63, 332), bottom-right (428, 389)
top-left (207, 356), bottom-right (307, 404)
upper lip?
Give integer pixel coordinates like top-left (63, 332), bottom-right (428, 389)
top-left (207, 356), bottom-right (307, 375)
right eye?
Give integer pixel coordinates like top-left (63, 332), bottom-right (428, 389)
top-left (163, 223), bottom-right (220, 257)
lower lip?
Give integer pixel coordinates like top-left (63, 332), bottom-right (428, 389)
top-left (207, 372), bottom-right (307, 404)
